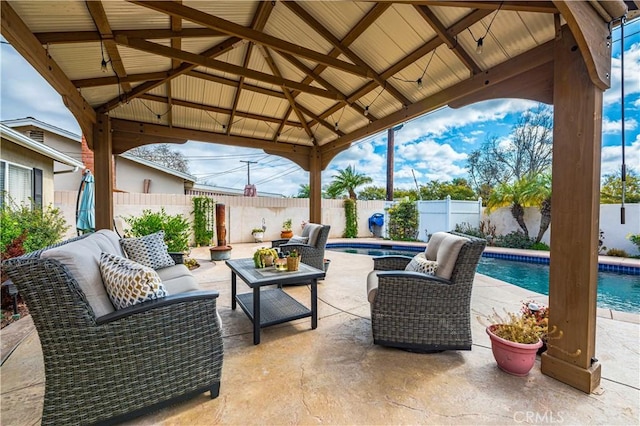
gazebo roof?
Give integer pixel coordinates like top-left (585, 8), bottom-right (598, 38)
top-left (2, 1), bottom-right (635, 168)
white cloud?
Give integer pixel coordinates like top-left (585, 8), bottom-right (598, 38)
top-left (602, 117), bottom-right (638, 134)
top-left (600, 134), bottom-right (640, 176)
top-left (604, 42), bottom-right (640, 107)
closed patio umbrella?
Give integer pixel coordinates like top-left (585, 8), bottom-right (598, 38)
top-left (76, 169), bottom-right (95, 235)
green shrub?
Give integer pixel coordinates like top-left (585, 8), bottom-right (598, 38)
top-left (605, 248), bottom-right (629, 258)
top-left (0, 201), bottom-right (69, 255)
top-left (124, 208), bottom-right (190, 252)
top-left (387, 199), bottom-right (419, 241)
top-left (628, 234), bottom-right (640, 254)
top-left (531, 242), bottom-right (550, 251)
top-left (343, 199), bottom-right (358, 238)
top-left (494, 231), bottom-right (534, 249)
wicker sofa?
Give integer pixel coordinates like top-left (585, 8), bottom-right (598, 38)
top-left (271, 223), bottom-right (330, 271)
top-left (1, 230), bottom-right (223, 425)
top-left (366, 232), bottom-right (486, 352)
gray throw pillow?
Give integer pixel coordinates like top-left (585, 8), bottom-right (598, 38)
top-left (120, 230), bottom-right (175, 270)
top-left (289, 235), bottom-right (309, 244)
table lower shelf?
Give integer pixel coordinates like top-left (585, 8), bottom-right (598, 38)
top-left (236, 288), bottom-right (311, 328)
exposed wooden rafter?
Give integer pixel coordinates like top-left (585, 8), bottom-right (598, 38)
top-left (35, 27), bottom-right (226, 44)
top-left (408, 1), bottom-right (559, 14)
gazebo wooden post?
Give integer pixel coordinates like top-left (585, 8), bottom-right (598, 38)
top-left (541, 25), bottom-right (603, 393)
top-left (309, 146), bottom-right (322, 224)
top-left (92, 114), bottom-right (114, 231)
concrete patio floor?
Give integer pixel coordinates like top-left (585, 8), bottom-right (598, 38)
top-left (1, 241), bottom-right (639, 425)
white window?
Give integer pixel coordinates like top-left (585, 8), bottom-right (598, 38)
top-left (0, 160), bottom-right (33, 208)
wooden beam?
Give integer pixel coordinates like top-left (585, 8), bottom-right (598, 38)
top-left (111, 131), bottom-right (187, 155)
top-left (449, 62), bottom-right (554, 107)
top-left (308, 147), bottom-right (322, 222)
top-left (35, 28), bottom-right (225, 44)
top-left (1, 1), bottom-right (96, 139)
top-left (85, 1), bottom-right (132, 93)
top-left (96, 36), bottom-right (241, 113)
top-left (283, 1), bottom-right (411, 107)
top-left (186, 71), bottom-right (287, 99)
top-left (321, 39), bottom-right (554, 155)
top-left (73, 72), bottom-right (170, 88)
top-left (137, 93), bottom-right (303, 127)
top-left (110, 119), bottom-right (312, 156)
top-left (93, 114), bottom-right (113, 230)
top-left (412, 1), bottom-right (559, 14)
top-left (130, 0), bottom-right (373, 78)
top-left (553, 0), bottom-right (613, 90)
top-left (414, 5), bottom-right (481, 75)
top-left (227, 1), bottom-right (274, 136)
top-left (114, 36), bottom-right (346, 101)
top-left (541, 25), bottom-right (602, 394)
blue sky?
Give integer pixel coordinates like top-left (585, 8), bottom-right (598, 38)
top-left (1, 19), bottom-right (638, 197)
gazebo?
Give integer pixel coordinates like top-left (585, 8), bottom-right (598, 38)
top-left (2, 0), bottom-right (636, 394)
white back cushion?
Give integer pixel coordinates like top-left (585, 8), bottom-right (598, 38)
top-left (434, 234), bottom-right (469, 280)
top-left (425, 232), bottom-right (449, 261)
top-left (41, 231), bottom-right (123, 317)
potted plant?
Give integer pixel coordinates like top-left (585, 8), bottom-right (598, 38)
top-left (252, 227), bottom-right (265, 243)
top-left (481, 308), bottom-right (547, 376)
top-left (253, 247), bottom-right (278, 268)
top-left (281, 218), bottom-right (293, 239)
top-left (124, 208), bottom-right (190, 263)
top-left (285, 249), bottom-right (300, 271)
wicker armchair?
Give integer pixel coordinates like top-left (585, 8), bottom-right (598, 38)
top-left (1, 234), bottom-right (224, 425)
top-left (272, 224), bottom-right (330, 271)
top-left (366, 232), bottom-right (486, 352)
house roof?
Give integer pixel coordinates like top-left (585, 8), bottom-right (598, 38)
top-left (0, 123), bottom-right (85, 169)
top-left (1, 117), bottom-right (82, 143)
top-left (119, 152), bottom-right (196, 183)
top-left (2, 1), bottom-right (635, 170)
top-left (190, 182), bottom-right (284, 198)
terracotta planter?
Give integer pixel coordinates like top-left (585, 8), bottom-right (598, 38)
top-left (280, 230), bottom-right (293, 239)
top-left (486, 325), bottom-right (542, 376)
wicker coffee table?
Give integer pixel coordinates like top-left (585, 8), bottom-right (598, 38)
top-left (226, 258), bottom-right (325, 344)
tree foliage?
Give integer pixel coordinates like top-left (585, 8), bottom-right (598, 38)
top-left (486, 177), bottom-right (538, 237)
top-left (326, 165), bottom-right (372, 200)
top-left (358, 186), bottom-right (386, 200)
top-left (600, 169), bottom-right (640, 204)
top-left (127, 144), bottom-right (190, 174)
top-left (467, 104), bottom-right (553, 193)
top-left (419, 178), bottom-right (477, 201)
top-left (296, 184), bottom-right (310, 198)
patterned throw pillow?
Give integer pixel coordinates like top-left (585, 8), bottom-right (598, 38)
top-left (120, 231), bottom-right (175, 270)
top-left (405, 253), bottom-right (439, 275)
top-left (99, 252), bottom-right (168, 310)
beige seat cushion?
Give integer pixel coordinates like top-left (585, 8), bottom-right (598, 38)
top-left (41, 230), bottom-right (124, 317)
top-left (434, 234), bottom-right (469, 280)
top-left (366, 270), bottom-right (379, 304)
top-left (156, 264), bottom-right (201, 294)
top-left (425, 232), bottom-right (449, 261)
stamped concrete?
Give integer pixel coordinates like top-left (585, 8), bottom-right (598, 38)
top-left (1, 242), bottom-right (638, 425)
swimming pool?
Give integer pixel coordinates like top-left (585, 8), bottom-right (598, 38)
top-left (326, 245), bottom-right (640, 314)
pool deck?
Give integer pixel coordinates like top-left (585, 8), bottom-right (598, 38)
top-left (1, 239), bottom-right (639, 425)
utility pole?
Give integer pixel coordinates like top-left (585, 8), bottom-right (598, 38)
top-left (386, 124), bottom-right (403, 201)
top-left (240, 160), bottom-right (258, 197)
top-left (240, 160), bottom-right (257, 184)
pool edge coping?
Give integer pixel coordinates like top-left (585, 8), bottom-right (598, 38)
top-left (326, 238), bottom-right (640, 325)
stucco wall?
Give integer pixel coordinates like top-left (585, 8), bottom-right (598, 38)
top-left (1, 138), bottom-right (56, 207)
top-left (483, 204), bottom-right (640, 255)
top-left (55, 191), bottom-right (387, 244)
top-left (115, 157), bottom-right (186, 194)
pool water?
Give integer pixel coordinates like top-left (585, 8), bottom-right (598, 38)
top-left (328, 247), bottom-right (640, 314)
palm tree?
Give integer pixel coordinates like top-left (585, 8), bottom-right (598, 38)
top-left (330, 165), bottom-right (373, 200)
top-left (522, 173), bottom-right (552, 243)
top-left (296, 184), bottom-right (310, 198)
top-left (486, 177), bottom-right (535, 237)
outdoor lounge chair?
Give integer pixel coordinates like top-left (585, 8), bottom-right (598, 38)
top-left (366, 232), bottom-right (487, 352)
top-left (1, 230), bottom-right (224, 425)
top-left (272, 223), bottom-right (330, 271)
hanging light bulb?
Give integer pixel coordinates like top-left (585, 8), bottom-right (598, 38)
top-left (222, 124), bottom-right (226, 130)
top-left (334, 122), bottom-right (339, 131)
top-left (101, 58), bottom-right (108, 72)
top-left (476, 37), bottom-right (484, 54)
top-left (364, 106), bottom-right (369, 116)
top-left (157, 114), bottom-right (161, 121)
top-left (417, 78), bottom-right (423, 88)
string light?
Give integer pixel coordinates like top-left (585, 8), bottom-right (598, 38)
top-left (468, 1), bottom-right (503, 55)
top-left (364, 106), bottom-right (369, 116)
top-left (334, 122), bottom-right (339, 131)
